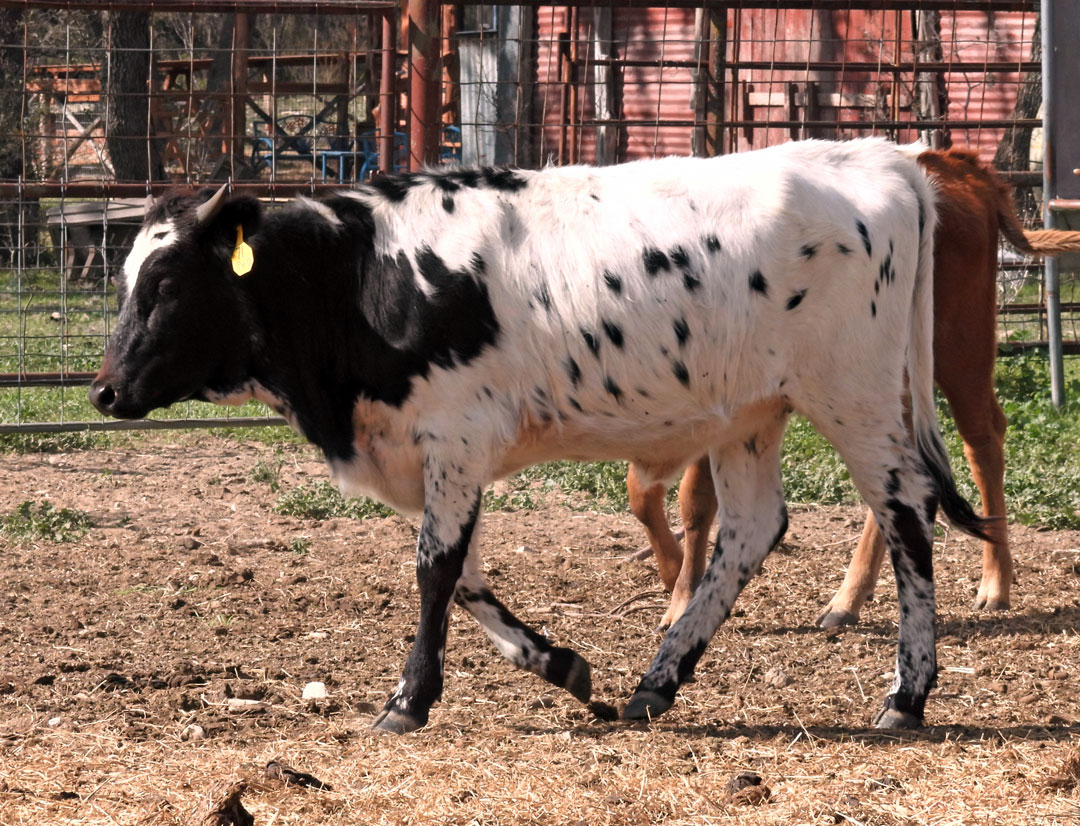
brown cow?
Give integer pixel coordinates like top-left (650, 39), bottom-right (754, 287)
top-left (628, 147), bottom-right (1080, 631)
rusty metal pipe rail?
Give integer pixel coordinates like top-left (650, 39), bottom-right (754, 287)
top-left (0, 0), bottom-right (394, 12)
top-left (582, 58), bottom-right (1041, 74)
top-left (0, 417), bottom-right (287, 435)
top-left (0, 182), bottom-right (349, 199)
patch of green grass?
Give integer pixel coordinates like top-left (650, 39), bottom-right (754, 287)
top-left (2, 500), bottom-right (94, 542)
top-left (483, 486), bottom-right (539, 512)
top-left (274, 481), bottom-right (395, 521)
top-left (982, 352), bottom-right (1080, 529)
top-left (248, 459), bottom-right (283, 492)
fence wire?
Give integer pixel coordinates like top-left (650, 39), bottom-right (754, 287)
top-left (0, 2), bottom-right (1074, 433)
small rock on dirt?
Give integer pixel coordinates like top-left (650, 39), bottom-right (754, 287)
top-left (761, 667), bottom-right (792, 688)
top-left (265, 760), bottom-right (333, 791)
top-left (588, 700), bottom-right (619, 721)
top-left (201, 781), bottom-right (254, 826)
top-left (226, 698), bottom-right (265, 713)
top-left (865, 776), bottom-right (903, 792)
top-left (302, 681), bottom-right (328, 701)
top-left (727, 784), bottom-right (772, 806)
top-left (180, 723), bottom-right (206, 742)
top-left (724, 771), bottom-right (764, 796)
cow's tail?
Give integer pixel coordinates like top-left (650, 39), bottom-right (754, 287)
top-left (985, 164), bottom-right (1080, 256)
top-left (906, 177), bottom-right (992, 541)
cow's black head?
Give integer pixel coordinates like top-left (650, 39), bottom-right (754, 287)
top-left (90, 186), bottom-right (263, 419)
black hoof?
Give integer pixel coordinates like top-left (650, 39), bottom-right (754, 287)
top-left (371, 707), bottom-right (425, 734)
top-left (816, 608), bottom-right (858, 629)
top-left (872, 707), bottom-right (922, 730)
top-left (622, 690), bottom-right (672, 721)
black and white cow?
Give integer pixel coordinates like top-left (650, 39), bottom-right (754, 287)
top-left (90, 138), bottom-right (986, 734)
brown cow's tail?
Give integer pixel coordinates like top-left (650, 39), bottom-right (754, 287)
top-left (906, 168), bottom-right (991, 542)
top-left (992, 174), bottom-right (1080, 256)
top-left (1016, 228), bottom-right (1080, 255)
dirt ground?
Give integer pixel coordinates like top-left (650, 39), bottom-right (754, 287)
top-left (0, 433), bottom-right (1078, 825)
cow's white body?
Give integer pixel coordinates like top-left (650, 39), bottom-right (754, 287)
top-left (329, 139), bottom-right (926, 516)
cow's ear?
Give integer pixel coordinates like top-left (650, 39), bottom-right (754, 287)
top-left (195, 193), bottom-right (263, 265)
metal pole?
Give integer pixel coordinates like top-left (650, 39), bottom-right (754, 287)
top-left (1042, 3), bottom-right (1065, 407)
top-left (379, 11), bottom-right (395, 174)
top-left (408, 0), bottom-right (441, 170)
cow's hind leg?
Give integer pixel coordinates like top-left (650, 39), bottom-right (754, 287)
top-left (659, 456), bottom-right (717, 631)
top-left (810, 417), bottom-right (941, 728)
top-left (816, 511), bottom-right (888, 628)
top-left (624, 414), bottom-right (789, 721)
top-left (454, 550), bottom-right (592, 704)
top-left (949, 386), bottom-right (1010, 610)
top-left (627, 463), bottom-right (685, 596)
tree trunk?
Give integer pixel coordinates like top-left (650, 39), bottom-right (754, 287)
top-left (914, 10), bottom-right (948, 149)
top-left (0, 10), bottom-right (26, 265)
top-left (993, 12), bottom-right (1041, 218)
top-left (104, 11), bottom-right (164, 182)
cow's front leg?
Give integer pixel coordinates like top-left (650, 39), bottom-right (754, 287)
top-left (372, 476), bottom-right (482, 734)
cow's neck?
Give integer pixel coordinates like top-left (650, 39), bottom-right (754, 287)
top-left (234, 209), bottom-right (428, 462)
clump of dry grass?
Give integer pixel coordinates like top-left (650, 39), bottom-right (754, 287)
top-left (1046, 742), bottom-right (1080, 793)
top-left (0, 717), bottom-right (1075, 826)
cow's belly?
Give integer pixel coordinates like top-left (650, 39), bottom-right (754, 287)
top-left (496, 396), bottom-right (790, 486)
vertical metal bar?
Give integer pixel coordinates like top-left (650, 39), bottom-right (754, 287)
top-left (1042, 4), bottom-right (1065, 407)
top-left (408, 0), bottom-right (441, 170)
top-left (379, 11), bottom-right (394, 175)
top-left (707, 7), bottom-right (727, 157)
top-left (567, 7), bottom-right (578, 164)
top-left (557, 26), bottom-right (569, 164)
top-left (231, 12), bottom-right (249, 175)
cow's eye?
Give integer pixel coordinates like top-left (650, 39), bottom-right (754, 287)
top-left (157, 279), bottom-right (177, 297)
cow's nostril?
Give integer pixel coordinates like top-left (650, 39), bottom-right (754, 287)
top-left (90, 382), bottom-right (116, 413)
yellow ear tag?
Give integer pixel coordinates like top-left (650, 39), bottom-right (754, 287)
top-left (231, 225), bottom-right (254, 276)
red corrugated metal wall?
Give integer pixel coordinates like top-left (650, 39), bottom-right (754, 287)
top-left (530, 7), bottom-right (1036, 164)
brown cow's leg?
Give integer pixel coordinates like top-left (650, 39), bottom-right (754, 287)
top-left (816, 511), bottom-right (889, 628)
top-left (952, 393), bottom-right (1010, 610)
top-left (658, 456), bottom-right (716, 630)
top-left (626, 463), bottom-right (683, 594)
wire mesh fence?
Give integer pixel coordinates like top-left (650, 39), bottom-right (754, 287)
top-left (0, 1), bottom-right (397, 432)
top-left (0, 1), bottom-right (1074, 433)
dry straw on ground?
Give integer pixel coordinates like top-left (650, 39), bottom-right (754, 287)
top-left (0, 437), bottom-right (1078, 824)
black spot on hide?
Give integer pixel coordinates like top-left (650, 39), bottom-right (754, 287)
top-left (602, 320), bottom-right (624, 348)
top-left (566, 357), bottom-right (581, 387)
top-left (786, 289), bottom-right (807, 310)
top-left (856, 219), bottom-right (872, 257)
top-left (749, 270), bottom-right (768, 296)
top-left (643, 248), bottom-right (670, 275)
top-left (672, 360), bottom-right (690, 387)
top-left (673, 317), bottom-right (690, 347)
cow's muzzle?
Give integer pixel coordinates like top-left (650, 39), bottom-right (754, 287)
top-left (89, 370), bottom-right (143, 419)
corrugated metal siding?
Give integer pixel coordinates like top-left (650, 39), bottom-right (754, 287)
top-left (941, 10), bottom-right (1036, 159)
top-left (529, 7), bottom-right (1034, 165)
top-left (534, 6), bottom-right (696, 164)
